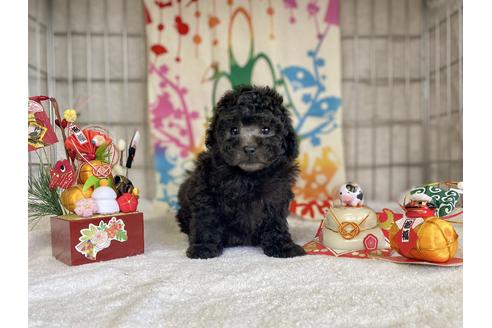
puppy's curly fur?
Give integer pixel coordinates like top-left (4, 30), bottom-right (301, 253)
top-left (176, 85), bottom-right (305, 259)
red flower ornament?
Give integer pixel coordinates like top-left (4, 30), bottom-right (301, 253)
top-left (117, 193), bottom-right (139, 213)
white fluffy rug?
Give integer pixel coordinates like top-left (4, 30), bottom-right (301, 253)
top-left (29, 202), bottom-right (462, 327)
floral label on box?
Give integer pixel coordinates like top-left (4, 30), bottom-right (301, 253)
top-left (75, 217), bottom-right (128, 260)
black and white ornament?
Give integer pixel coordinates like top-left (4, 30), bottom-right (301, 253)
top-left (339, 182), bottom-right (364, 207)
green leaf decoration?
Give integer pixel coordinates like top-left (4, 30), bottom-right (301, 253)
top-left (97, 221), bottom-right (107, 231)
top-left (83, 175), bottom-right (100, 192)
top-left (95, 143), bottom-right (109, 163)
top-left (410, 185), bottom-right (460, 217)
top-left (83, 175), bottom-right (114, 193)
top-left (115, 230), bottom-right (127, 242)
top-left (80, 224), bottom-right (97, 241)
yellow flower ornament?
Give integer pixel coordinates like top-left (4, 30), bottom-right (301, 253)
top-left (63, 109), bottom-right (78, 123)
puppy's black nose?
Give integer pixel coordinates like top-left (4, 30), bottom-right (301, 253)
top-left (243, 146), bottom-right (256, 155)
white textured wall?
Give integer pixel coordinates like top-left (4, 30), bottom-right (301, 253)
top-left (339, 0), bottom-right (462, 201)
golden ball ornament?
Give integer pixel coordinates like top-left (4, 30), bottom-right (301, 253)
top-left (60, 184), bottom-right (93, 212)
top-left (77, 160), bottom-right (112, 184)
top-left (389, 217), bottom-right (458, 263)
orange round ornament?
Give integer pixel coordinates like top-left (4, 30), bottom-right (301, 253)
top-left (389, 217), bottom-right (458, 263)
top-left (77, 160), bottom-right (112, 184)
top-left (60, 184), bottom-right (94, 212)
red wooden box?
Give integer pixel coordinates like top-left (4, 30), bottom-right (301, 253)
top-left (50, 212), bottom-right (144, 266)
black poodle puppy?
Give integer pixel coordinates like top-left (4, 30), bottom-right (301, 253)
top-left (176, 85), bottom-right (305, 259)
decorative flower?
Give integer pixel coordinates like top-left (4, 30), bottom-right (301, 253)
top-left (74, 198), bottom-right (98, 217)
top-left (109, 221), bottom-right (122, 231)
top-left (106, 226), bottom-right (118, 239)
top-left (363, 234), bottom-right (379, 251)
top-left (77, 240), bottom-right (95, 260)
top-left (117, 193), bottom-right (139, 213)
top-left (92, 230), bottom-right (110, 249)
top-left (63, 109), bottom-right (78, 123)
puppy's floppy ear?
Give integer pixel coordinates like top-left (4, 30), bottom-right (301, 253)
top-left (205, 87), bottom-right (244, 150)
top-left (204, 115), bottom-right (217, 150)
top-left (283, 110), bottom-right (299, 161)
top-left (266, 86), bottom-right (299, 161)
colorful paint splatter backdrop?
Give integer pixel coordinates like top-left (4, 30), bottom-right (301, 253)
top-left (144, 0), bottom-right (345, 219)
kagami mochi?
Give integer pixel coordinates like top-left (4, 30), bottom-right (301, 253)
top-left (323, 206), bottom-right (387, 251)
top-left (322, 183), bottom-right (386, 251)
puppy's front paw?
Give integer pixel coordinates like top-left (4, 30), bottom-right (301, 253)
top-left (263, 242), bottom-right (305, 258)
top-left (186, 243), bottom-right (223, 259)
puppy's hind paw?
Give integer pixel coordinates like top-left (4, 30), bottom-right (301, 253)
top-left (263, 242), bottom-right (305, 258)
top-left (186, 243), bottom-right (223, 259)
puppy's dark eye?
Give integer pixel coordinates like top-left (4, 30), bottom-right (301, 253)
top-left (261, 127), bottom-right (270, 135)
top-left (230, 127), bottom-right (239, 135)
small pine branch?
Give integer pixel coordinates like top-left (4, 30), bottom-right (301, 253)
top-left (28, 163), bottom-right (64, 227)
top-left (95, 143), bottom-right (111, 163)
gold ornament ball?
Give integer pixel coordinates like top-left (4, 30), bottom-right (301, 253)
top-left (78, 160), bottom-right (111, 184)
top-left (389, 217), bottom-right (458, 263)
top-left (60, 184), bottom-right (93, 213)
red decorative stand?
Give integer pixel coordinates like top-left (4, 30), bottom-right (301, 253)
top-left (50, 212), bottom-right (144, 266)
